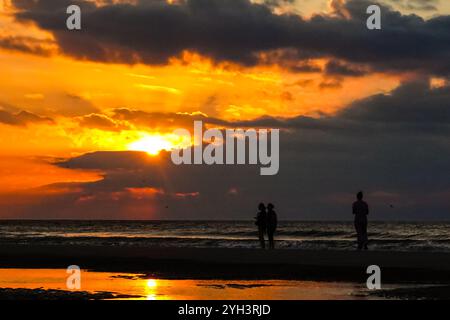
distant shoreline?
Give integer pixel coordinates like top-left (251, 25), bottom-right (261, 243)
top-left (2, 245), bottom-right (450, 283)
top-left (2, 219), bottom-right (450, 222)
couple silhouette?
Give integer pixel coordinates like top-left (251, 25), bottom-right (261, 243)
top-left (255, 191), bottom-right (370, 251)
top-left (255, 203), bottom-right (277, 249)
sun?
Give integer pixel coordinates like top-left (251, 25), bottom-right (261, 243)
top-left (127, 132), bottom-right (191, 155)
top-left (128, 135), bottom-right (173, 155)
top-left (147, 279), bottom-right (158, 288)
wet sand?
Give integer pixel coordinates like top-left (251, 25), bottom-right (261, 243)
top-left (1, 245), bottom-right (450, 283)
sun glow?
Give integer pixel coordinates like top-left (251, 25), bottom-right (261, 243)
top-left (127, 133), bottom-right (191, 155)
top-left (147, 279), bottom-right (158, 288)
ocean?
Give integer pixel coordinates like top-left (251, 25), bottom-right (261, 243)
top-left (1, 220), bottom-right (450, 252)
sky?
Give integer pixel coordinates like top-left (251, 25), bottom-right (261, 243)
top-left (0, 0), bottom-right (449, 220)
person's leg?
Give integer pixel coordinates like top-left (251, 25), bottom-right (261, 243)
top-left (259, 229), bottom-right (265, 249)
top-left (363, 221), bottom-right (368, 249)
top-left (354, 221), bottom-right (362, 250)
top-left (268, 232), bottom-right (274, 249)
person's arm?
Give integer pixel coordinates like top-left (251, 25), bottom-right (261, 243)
top-left (352, 203), bottom-right (356, 215)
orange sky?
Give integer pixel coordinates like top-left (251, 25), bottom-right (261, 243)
top-left (0, 0), bottom-right (414, 192)
top-left (1, 0), bottom-right (449, 219)
top-left (0, 31), bottom-right (402, 156)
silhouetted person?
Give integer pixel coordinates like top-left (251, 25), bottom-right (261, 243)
top-left (353, 191), bottom-right (369, 250)
top-left (255, 203), bottom-right (267, 249)
top-left (267, 203), bottom-right (277, 249)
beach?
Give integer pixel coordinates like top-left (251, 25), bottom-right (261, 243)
top-left (2, 244), bottom-right (450, 282)
top-left (1, 245), bottom-right (450, 299)
top-left (2, 220), bottom-right (450, 300)
top-left (1, 243), bottom-right (450, 300)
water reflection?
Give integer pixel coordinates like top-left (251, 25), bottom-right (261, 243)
top-left (0, 269), bottom-right (373, 300)
top-left (145, 278), bottom-right (158, 300)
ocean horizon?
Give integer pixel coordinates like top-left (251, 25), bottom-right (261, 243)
top-left (2, 220), bottom-right (450, 252)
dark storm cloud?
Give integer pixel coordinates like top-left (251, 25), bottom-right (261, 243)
top-left (338, 80), bottom-right (450, 124)
top-left (11, 0), bottom-right (450, 75)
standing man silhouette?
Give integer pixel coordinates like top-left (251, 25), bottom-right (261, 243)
top-left (267, 203), bottom-right (277, 249)
top-left (353, 191), bottom-right (369, 250)
top-left (255, 203), bottom-right (267, 249)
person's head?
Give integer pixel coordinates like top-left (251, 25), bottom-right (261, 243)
top-left (267, 203), bottom-right (274, 210)
top-left (258, 203), bottom-right (266, 211)
top-left (357, 191), bottom-right (363, 200)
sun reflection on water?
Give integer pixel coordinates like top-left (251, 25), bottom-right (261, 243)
top-left (0, 269), bottom-right (370, 300)
top-left (145, 278), bottom-right (159, 300)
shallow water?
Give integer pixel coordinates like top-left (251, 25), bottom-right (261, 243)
top-left (0, 268), bottom-right (380, 300)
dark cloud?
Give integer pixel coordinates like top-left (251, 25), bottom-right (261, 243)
top-left (338, 79), bottom-right (450, 124)
top-left (0, 109), bottom-right (54, 126)
top-left (0, 36), bottom-right (54, 56)
top-left (387, 0), bottom-right (438, 12)
top-left (71, 108), bottom-right (279, 132)
top-left (325, 60), bottom-right (368, 77)
top-left (319, 78), bottom-right (343, 90)
top-left (57, 94), bottom-right (99, 117)
top-left (104, 108), bottom-right (327, 131)
top-left (3, 80), bottom-right (448, 220)
top-left (78, 113), bottom-right (130, 131)
top-left (110, 108), bottom-right (227, 130)
top-left (0, 110), bottom-right (18, 125)
top-left (289, 79), bottom-right (315, 87)
top-left (57, 150), bottom-right (158, 171)
top-left (290, 61), bottom-right (322, 73)
top-left (262, 0), bottom-right (296, 9)
top-left (11, 0), bottom-right (450, 76)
